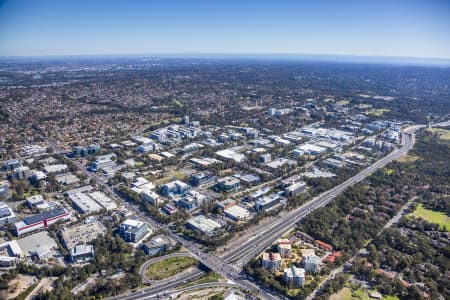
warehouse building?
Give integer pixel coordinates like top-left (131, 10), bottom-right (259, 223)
top-left (187, 215), bottom-right (221, 236)
top-left (14, 208), bottom-right (71, 236)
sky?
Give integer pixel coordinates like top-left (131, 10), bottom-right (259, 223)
top-left (0, 0), bottom-right (449, 58)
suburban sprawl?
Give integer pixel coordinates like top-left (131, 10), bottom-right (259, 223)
top-left (0, 58), bottom-right (448, 300)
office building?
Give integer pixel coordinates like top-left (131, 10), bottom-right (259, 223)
top-left (177, 190), bottom-right (208, 211)
top-left (119, 218), bottom-right (150, 243)
top-left (190, 171), bottom-right (216, 186)
top-left (160, 180), bottom-right (191, 197)
top-left (215, 176), bottom-right (240, 192)
top-left (284, 181), bottom-right (307, 198)
top-left (256, 194), bottom-right (281, 212)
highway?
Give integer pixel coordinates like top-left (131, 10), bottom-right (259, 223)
top-left (108, 124), bottom-right (427, 300)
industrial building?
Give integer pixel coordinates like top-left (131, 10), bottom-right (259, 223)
top-left (215, 148), bottom-right (246, 163)
top-left (224, 205), bottom-right (251, 221)
top-left (17, 231), bottom-right (58, 260)
top-left (14, 208), bottom-right (71, 236)
top-left (186, 215), bottom-right (221, 236)
top-left (69, 193), bottom-right (103, 214)
top-left (88, 191), bottom-right (117, 211)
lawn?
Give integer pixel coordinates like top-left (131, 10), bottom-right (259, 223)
top-left (154, 170), bottom-right (187, 185)
top-left (364, 108), bottom-right (390, 116)
top-left (410, 204), bottom-right (450, 231)
top-left (383, 168), bottom-right (394, 176)
top-left (181, 272), bottom-right (224, 287)
top-left (426, 128), bottom-right (450, 141)
top-left (330, 286), bottom-right (399, 300)
top-left (336, 99), bottom-right (350, 105)
top-left (397, 154), bottom-right (419, 163)
top-left (146, 256), bottom-right (198, 280)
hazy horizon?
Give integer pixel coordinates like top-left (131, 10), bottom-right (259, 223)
top-left (1, 0), bottom-right (449, 59)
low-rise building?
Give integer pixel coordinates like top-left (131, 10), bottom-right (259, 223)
top-left (14, 208), bottom-right (71, 236)
top-left (186, 215), bottom-right (221, 236)
top-left (44, 164), bottom-right (68, 174)
top-left (215, 176), bottom-right (240, 192)
top-left (88, 191), bottom-right (117, 211)
top-left (17, 231), bottom-right (58, 260)
top-left (142, 190), bottom-right (161, 206)
top-left (224, 205), bottom-right (250, 221)
top-left (262, 252), bottom-right (282, 271)
top-left (143, 234), bottom-right (175, 256)
top-left (283, 266), bottom-right (305, 287)
top-left (69, 193), bottom-right (103, 214)
top-left (256, 194), bottom-right (281, 212)
top-left (70, 244), bottom-right (95, 263)
top-left (26, 195), bottom-right (54, 211)
top-left (0, 202), bottom-right (15, 223)
top-left (190, 171), bottom-right (216, 186)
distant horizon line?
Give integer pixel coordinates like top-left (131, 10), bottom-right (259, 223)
top-left (1, 52), bottom-right (450, 66)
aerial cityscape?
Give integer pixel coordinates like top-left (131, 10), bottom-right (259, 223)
top-left (0, 1), bottom-right (449, 300)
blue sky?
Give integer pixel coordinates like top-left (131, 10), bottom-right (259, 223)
top-left (0, 0), bottom-right (449, 58)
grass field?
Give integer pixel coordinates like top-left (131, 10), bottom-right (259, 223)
top-left (397, 154), bottom-right (419, 163)
top-left (426, 128), bottom-right (450, 141)
top-left (330, 286), bottom-right (399, 300)
top-left (337, 99), bottom-right (350, 105)
top-left (364, 108), bottom-right (390, 116)
top-left (145, 256), bottom-right (198, 280)
top-left (154, 170), bottom-right (187, 185)
top-left (410, 204), bottom-right (450, 231)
